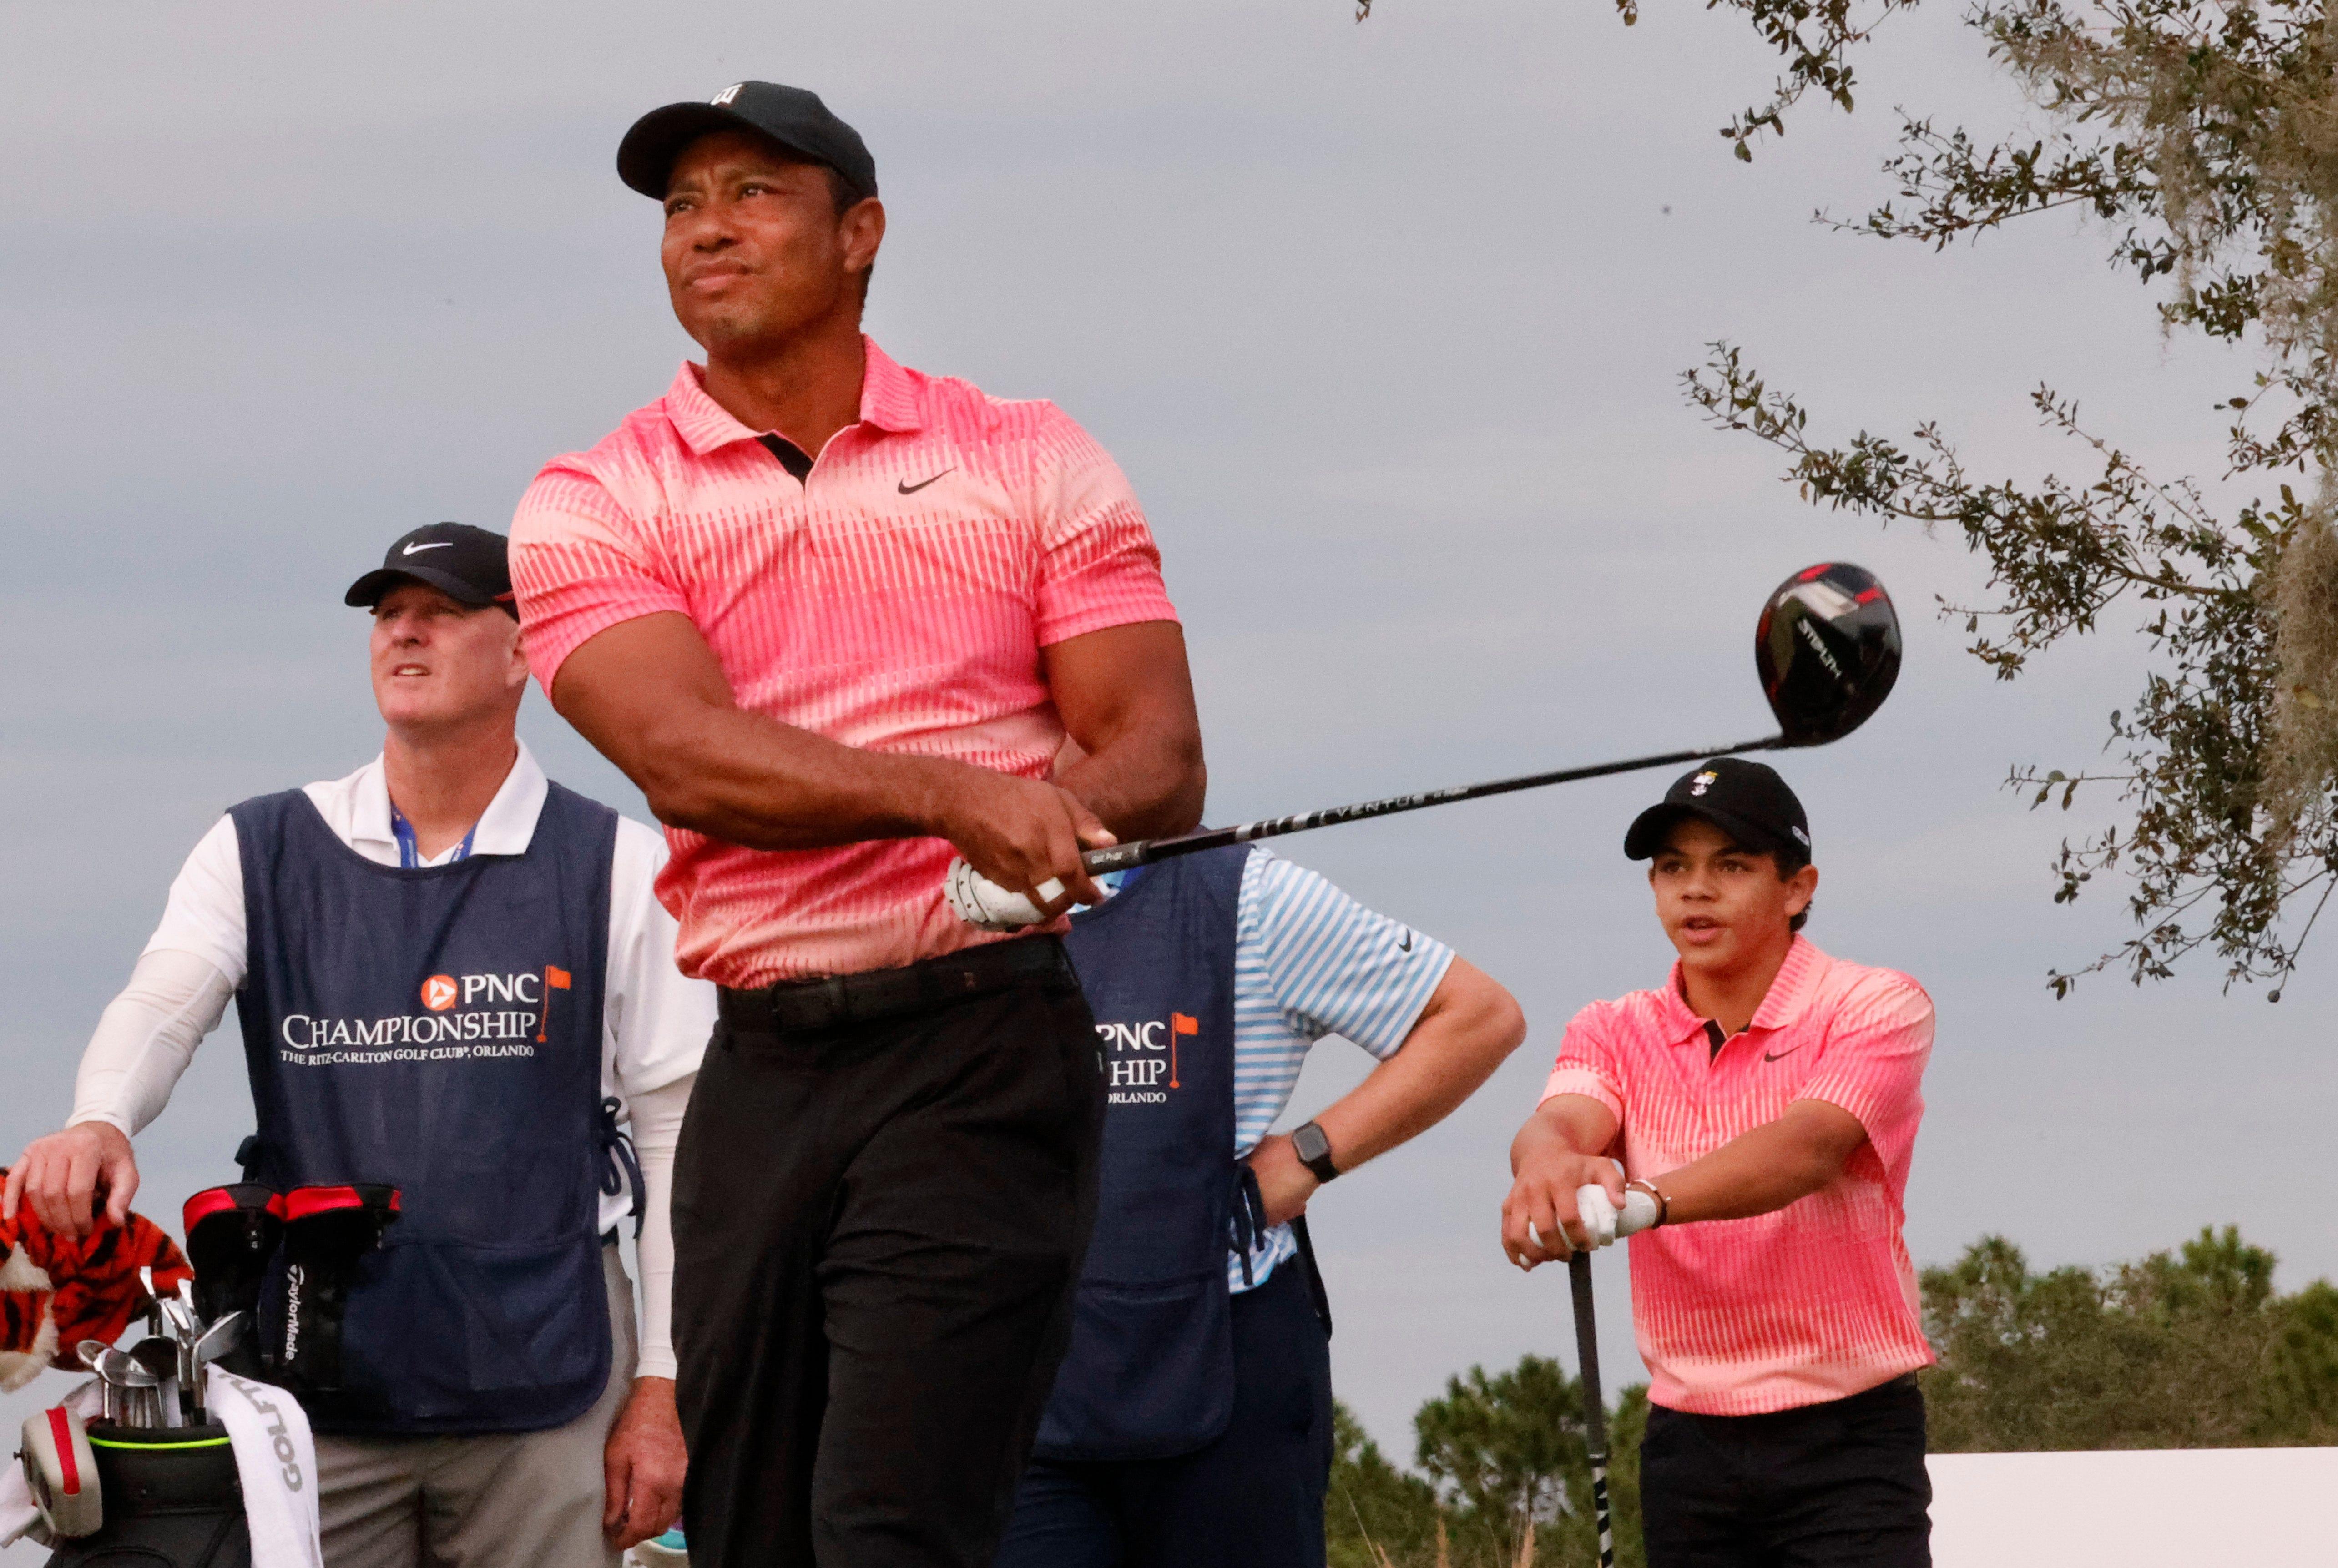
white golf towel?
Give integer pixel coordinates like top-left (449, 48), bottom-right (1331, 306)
top-left (0, 1371), bottom-right (323, 1566)
top-left (206, 1365), bottom-right (324, 1568)
top-left (0, 1376), bottom-right (101, 1547)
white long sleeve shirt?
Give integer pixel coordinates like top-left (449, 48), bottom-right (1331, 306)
top-left (69, 741), bottom-right (715, 1379)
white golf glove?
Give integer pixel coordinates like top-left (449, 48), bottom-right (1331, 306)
top-left (943, 857), bottom-right (1068, 932)
top-left (1575, 1183), bottom-right (1662, 1250)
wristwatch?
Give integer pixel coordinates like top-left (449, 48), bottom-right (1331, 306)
top-left (1291, 1121), bottom-right (1340, 1183)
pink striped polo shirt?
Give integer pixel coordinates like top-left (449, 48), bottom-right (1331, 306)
top-left (508, 340), bottom-right (1180, 988)
top-left (1542, 936), bottom-right (1934, 1416)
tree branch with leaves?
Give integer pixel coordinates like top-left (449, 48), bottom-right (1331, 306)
top-left (1685, 0), bottom-right (2338, 994)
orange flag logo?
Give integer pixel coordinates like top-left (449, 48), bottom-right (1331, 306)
top-left (536, 965), bottom-right (573, 1042)
top-left (1169, 1012), bottom-right (1197, 1089)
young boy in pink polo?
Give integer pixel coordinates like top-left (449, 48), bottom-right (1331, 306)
top-left (1502, 757), bottom-right (1935, 1566)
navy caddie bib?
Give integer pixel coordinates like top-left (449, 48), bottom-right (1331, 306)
top-left (1039, 845), bottom-right (1248, 1462)
top-left (229, 781), bottom-right (616, 1436)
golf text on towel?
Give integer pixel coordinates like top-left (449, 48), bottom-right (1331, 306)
top-left (276, 965), bottom-right (573, 1062)
top-left (1095, 1012), bottom-right (1198, 1103)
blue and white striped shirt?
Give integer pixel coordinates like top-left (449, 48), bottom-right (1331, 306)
top-left (1098, 847), bottom-right (1454, 1291)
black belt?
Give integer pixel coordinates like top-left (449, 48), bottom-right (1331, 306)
top-left (719, 937), bottom-right (1075, 1034)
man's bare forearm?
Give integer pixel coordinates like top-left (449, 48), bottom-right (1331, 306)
top-left (552, 612), bottom-right (990, 850)
top-left (1045, 620), bottom-right (1207, 840)
top-left (1055, 725), bottom-right (1205, 842)
top-left (613, 698), bottom-right (963, 850)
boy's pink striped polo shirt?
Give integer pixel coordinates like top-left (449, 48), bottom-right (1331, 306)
top-left (509, 339), bottom-right (1179, 989)
top-left (1542, 936), bottom-right (1935, 1416)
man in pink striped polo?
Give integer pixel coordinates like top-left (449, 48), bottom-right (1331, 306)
top-left (508, 81), bottom-right (1206, 1568)
top-left (1502, 758), bottom-right (1935, 1566)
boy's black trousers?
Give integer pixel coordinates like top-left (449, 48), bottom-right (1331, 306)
top-left (672, 942), bottom-right (1102, 1568)
top-left (1641, 1373), bottom-right (1932, 1568)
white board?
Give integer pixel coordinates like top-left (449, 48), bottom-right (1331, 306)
top-left (1928, 1448), bottom-right (2338, 1567)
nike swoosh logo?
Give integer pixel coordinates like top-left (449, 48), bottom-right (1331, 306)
top-left (1763, 1045), bottom-right (1803, 1063)
top-left (1397, 930), bottom-right (1413, 952)
top-left (897, 468), bottom-right (954, 495)
top-left (401, 542), bottom-right (454, 555)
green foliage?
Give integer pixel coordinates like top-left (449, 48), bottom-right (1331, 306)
top-left (1679, 0), bottom-right (2338, 993)
top-left (1327, 1359), bottom-right (1649, 1568)
top-left (1328, 1402), bottom-right (1442, 1568)
top-left (1922, 1227), bottom-right (2338, 1450)
top-left (1332, 1229), bottom-right (2338, 1561)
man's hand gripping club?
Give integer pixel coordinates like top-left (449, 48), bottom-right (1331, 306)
top-left (940, 767), bottom-right (1116, 929)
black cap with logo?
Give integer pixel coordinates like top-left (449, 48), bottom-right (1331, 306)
top-left (1623, 757), bottom-right (1812, 864)
top-left (343, 523), bottom-right (514, 611)
top-left (617, 81), bottom-right (878, 203)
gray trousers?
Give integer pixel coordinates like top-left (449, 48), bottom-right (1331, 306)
top-left (316, 1245), bottom-right (638, 1568)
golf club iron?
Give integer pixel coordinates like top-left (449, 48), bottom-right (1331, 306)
top-left (1079, 562), bottom-right (1903, 873)
top-left (1569, 1251), bottom-right (1617, 1568)
top-left (185, 1312), bottom-right (247, 1424)
top-left (76, 1341), bottom-right (119, 1425)
top-left (115, 1350), bottom-right (160, 1429)
top-left (129, 1338), bottom-right (183, 1428)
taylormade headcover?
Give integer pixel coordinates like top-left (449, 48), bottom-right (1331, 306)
top-left (275, 1185), bottom-right (399, 1395)
top-left (183, 1185), bottom-right (281, 1377)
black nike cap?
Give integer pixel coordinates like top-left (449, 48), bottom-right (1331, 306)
top-left (343, 523), bottom-right (514, 612)
top-left (617, 81), bottom-right (877, 204)
top-left (1623, 758), bottom-right (1812, 864)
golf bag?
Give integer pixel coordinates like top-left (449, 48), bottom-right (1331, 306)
top-left (41, 1421), bottom-right (249, 1568)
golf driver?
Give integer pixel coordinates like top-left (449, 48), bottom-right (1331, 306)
top-left (947, 562), bottom-right (1902, 925)
top-left (1569, 1250), bottom-right (1617, 1568)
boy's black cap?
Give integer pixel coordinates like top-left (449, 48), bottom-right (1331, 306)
top-left (1624, 757), bottom-right (1812, 863)
top-left (344, 523), bottom-right (513, 610)
top-left (617, 82), bottom-right (877, 203)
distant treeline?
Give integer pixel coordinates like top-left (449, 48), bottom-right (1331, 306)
top-left (1329, 1227), bottom-right (2338, 1568)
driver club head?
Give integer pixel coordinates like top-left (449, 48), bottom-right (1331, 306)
top-left (1756, 562), bottom-right (1902, 747)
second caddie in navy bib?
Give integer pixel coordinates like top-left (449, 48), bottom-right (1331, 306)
top-left (1041, 845), bottom-right (1250, 1461)
top-left (230, 781), bottom-right (616, 1435)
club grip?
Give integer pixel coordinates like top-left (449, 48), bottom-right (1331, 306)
top-left (1569, 1251), bottom-right (1608, 1457)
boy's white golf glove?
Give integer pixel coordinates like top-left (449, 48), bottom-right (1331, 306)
top-left (1575, 1184), bottom-right (1662, 1250)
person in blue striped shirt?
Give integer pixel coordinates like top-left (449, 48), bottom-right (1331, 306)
top-left (998, 843), bottom-right (1526, 1568)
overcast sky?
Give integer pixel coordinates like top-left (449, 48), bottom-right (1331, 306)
top-left (5, 0), bottom-right (2329, 1491)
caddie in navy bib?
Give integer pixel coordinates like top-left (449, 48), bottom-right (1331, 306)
top-left (1040, 845), bottom-right (1253, 1461)
top-left (229, 782), bottom-right (616, 1435)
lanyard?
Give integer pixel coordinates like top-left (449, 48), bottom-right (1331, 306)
top-left (389, 807), bottom-right (477, 870)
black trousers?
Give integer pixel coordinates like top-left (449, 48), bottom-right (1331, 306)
top-left (1640, 1375), bottom-right (1932, 1568)
top-left (671, 964), bottom-right (1103, 1568)
top-left (992, 1261), bottom-right (1334, 1568)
